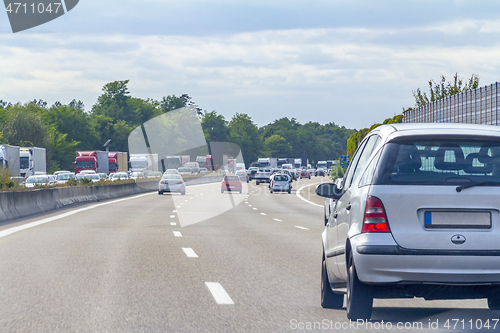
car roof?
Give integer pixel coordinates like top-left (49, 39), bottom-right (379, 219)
top-left (368, 123), bottom-right (500, 144)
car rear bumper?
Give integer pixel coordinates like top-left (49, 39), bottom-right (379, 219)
top-left (350, 233), bottom-right (500, 284)
top-left (159, 184), bottom-right (185, 192)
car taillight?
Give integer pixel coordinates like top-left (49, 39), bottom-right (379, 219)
top-left (176, 181), bottom-right (183, 185)
top-left (160, 181), bottom-right (166, 184)
top-left (362, 196), bottom-right (390, 233)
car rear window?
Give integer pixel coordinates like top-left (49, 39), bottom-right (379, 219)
top-left (224, 176), bottom-right (239, 181)
top-left (274, 175), bottom-right (288, 181)
top-left (373, 137), bottom-right (500, 185)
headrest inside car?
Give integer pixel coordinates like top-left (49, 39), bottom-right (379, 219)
top-left (435, 144), bottom-right (465, 171)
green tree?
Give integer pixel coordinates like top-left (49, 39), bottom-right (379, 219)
top-left (413, 73), bottom-right (480, 107)
top-left (2, 107), bottom-right (48, 147)
top-left (201, 111), bottom-right (229, 143)
top-left (346, 114), bottom-right (403, 159)
top-left (228, 113), bottom-right (261, 165)
top-left (160, 95), bottom-right (187, 113)
top-left (262, 134), bottom-right (292, 157)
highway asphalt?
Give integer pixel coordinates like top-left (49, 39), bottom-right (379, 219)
top-left (0, 177), bottom-right (497, 332)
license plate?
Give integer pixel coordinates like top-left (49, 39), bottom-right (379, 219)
top-left (229, 186), bottom-right (235, 189)
top-left (425, 211), bottom-right (491, 229)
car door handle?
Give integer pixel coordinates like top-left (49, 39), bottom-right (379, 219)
top-left (346, 204), bottom-right (351, 211)
top-left (333, 212), bottom-right (338, 218)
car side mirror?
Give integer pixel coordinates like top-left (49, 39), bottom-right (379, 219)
top-left (315, 183), bottom-right (341, 199)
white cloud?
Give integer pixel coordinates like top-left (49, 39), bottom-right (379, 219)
top-left (1, 19), bottom-right (500, 128)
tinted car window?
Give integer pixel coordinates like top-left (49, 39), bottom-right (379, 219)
top-left (373, 138), bottom-right (500, 185)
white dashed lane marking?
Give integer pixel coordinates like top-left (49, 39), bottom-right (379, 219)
top-left (170, 222), bottom-right (177, 226)
top-left (260, 213), bottom-right (266, 216)
top-left (182, 248), bottom-right (198, 258)
top-left (295, 226), bottom-right (309, 230)
top-left (273, 218), bottom-right (282, 222)
top-left (173, 231), bottom-right (183, 237)
top-left (170, 215), bottom-right (176, 218)
top-left (205, 282), bottom-right (234, 305)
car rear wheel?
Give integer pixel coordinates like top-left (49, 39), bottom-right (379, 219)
top-left (256, 181), bottom-right (260, 185)
top-left (488, 297), bottom-right (500, 310)
top-left (221, 190), bottom-right (224, 193)
top-left (270, 189), bottom-right (273, 193)
top-left (321, 256), bottom-right (344, 309)
top-left (158, 191), bottom-right (163, 195)
top-left (181, 190), bottom-right (186, 195)
top-left (346, 252), bottom-right (373, 320)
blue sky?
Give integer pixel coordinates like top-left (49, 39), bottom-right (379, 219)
top-left (1, 0), bottom-right (500, 129)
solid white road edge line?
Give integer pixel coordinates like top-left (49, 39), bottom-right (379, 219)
top-left (182, 248), bottom-right (198, 258)
top-left (0, 192), bottom-right (155, 240)
top-left (296, 183), bottom-right (323, 207)
top-left (205, 282), bottom-right (234, 305)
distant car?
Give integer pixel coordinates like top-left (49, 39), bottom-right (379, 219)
top-left (79, 170), bottom-right (97, 175)
top-left (158, 174), bottom-right (185, 195)
top-left (178, 167), bottom-right (193, 175)
top-left (10, 176), bottom-right (25, 186)
top-left (221, 175), bottom-right (242, 193)
top-left (199, 168), bottom-right (209, 174)
top-left (315, 168), bottom-right (326, 177)
top-left (300, 169), bottom-right (311, 179)
top-left (248, 167), bottom-right (259, 180)
top-left (47, 175), bottom-right (57, 186)
top-left (77, 173), bottom-right (101, 183)
top-left (98, 173), bottom-right (108, 181)
top-left (129, 171), bottom-right (145, 179)
top-left (24, 175), bottom-right (50, 188)
top-left (55, 172), bottom-right (76, 184)
top-left (270, 173), bottom-right (291, 194)
top-left (235, 170), bottom-right (249, 182)
top-left (53, 170), bottom-right (71, 175)
top-left (254, 170), bottom-right (272, 185)
top-left (164, 169), bottom-right (179, 175)
top-left (110, 172), bottom-right (129, 181)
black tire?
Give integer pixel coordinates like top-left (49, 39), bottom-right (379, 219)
top-left (158, 191), bottom-right (163, 195)
top-left (239, 190), bottom-right (242, 194)
top-left (256, 181), bottom-right (260, 185)
top-left (346, 252), bottom-right (373, 320)
top-left (221, 190), bottom-right (224, 193)
top-left (181, 190), bottom-right (186, 195)
top-left (321, 256), bottom-right (344, 309)
top-left (288, 189), bottom-right (291, 194)
top-left (270, 189), bottom-right (273, 193)
top-left (488, 297), bottom-right (500, 310)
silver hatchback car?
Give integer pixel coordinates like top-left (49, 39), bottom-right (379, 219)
top-left (317, 123), bottom-right (500, 320)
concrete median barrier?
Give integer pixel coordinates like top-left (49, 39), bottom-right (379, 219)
top-left (0, 175), bottom-right (224, 223)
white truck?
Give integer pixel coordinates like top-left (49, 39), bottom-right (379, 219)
top-left (294, 158), bottom-right (302, 169)
top-left (20, 147), bottom-right (46, 178)
top-left (0, 144), bottom-right (20, 176)
top-left (257, 157), bottom-right (277, 169)
top-left (129, 154), bottom-right (159, 173)
top-left (317, 160), bottom-right (327, 170)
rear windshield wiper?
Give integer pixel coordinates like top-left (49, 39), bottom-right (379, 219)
top-left (456, 181), bottom-right (500, 192)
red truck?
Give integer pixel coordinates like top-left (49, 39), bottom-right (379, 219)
top-left (108, 152), bottom-right (128, 173)
top-left (73, 151), bottom-right (109, 174)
